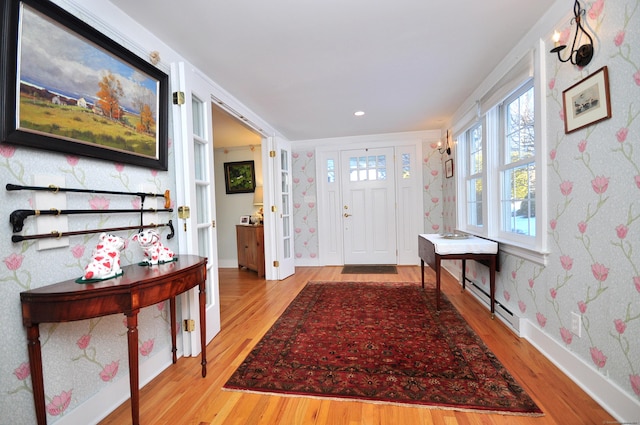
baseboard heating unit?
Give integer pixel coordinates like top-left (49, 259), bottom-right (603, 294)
top-left (464, 277), bottom-right (520, 334)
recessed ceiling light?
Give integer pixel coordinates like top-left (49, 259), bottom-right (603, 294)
top-left (354, 111), bottom-right (365, 117)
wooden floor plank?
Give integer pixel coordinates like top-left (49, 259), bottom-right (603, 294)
top-left (99, 265), bottom-right (615, 425)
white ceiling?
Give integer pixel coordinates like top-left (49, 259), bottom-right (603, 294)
top-left (109, 0), bottom-right (556, 144)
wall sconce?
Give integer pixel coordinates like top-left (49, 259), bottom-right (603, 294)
top-left (438, 130), bottom-right (451, 155)
top-left (550, 0), bottom-right (594, 67)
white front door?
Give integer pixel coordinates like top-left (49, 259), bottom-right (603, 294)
top-left (172, 63), bottom-right (220, 355)
top-left (341, 147), bottom-right (397, 264)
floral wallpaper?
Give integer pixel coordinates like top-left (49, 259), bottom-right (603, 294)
top-left (543, 0), bottom-right (639, 401)
top-left (423, 144), bottom-right (446, 234)
top-left (441, 0), bottom-right (640, 413)
top-left (292, 151), bottom-right (319, 260)
top-left (0, 144), bottom-right (177, 424)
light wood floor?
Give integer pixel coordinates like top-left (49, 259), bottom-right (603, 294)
top-left (99, 266), bottom-right (615, 424)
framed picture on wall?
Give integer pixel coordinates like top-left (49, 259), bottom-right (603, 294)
top-left (0, 0), bottom-right (169, 170)
top-left (562, 66), bottom-right (611, 134)
top-left (445, 159), bottom-right (454, 178)
top-left (224, 161), bottom-right (256, 194)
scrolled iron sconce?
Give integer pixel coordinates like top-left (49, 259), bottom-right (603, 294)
top-left (550, 0), bottom-right (594, 67)
top-left (438, 130), bottom-right (451, 155)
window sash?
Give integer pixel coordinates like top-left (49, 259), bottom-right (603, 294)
top-left (498, 80), bottom-right (535, 239)
top-left (459, 78), bottom-right (537, 244)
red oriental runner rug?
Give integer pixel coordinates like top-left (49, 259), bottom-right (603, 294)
top-left (223, 281), bottom-right (543, 416)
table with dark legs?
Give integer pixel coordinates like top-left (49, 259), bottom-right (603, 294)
top-left (419, 233), bottom-right (499, 317)
top-left (20, 255), bottom-right (208, 425)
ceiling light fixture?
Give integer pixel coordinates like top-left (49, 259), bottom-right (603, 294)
top-left (550, 0), bottom-right (594, 67)
top-left (354, 111), bottom-right (365, 117)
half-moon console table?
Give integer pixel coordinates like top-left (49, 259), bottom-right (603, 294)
top-left (20, 255), bottom-right (208, 425)
top-left (419, 234), bottom-right (499, 317)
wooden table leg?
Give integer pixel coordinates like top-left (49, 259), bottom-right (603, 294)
top-left (489, 256), bottom-right (496, 319)
top-left (435, 255), bottom-right (441, 312)
top-left (198, 281), bottom-right (207, 378)
top-left (126, 312), bottom-right (140, 425)
top-left (169, 296), bottom-right (177, 364)
top-left (420, 259), bottom-right (424, 289)
top-left (27, 325), bottom-right (46, 425)
top-left (461, 259), bottom-right (467, 292)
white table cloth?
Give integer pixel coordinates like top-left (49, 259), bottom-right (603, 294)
top-left (419, 233), bottom-right (498, 255)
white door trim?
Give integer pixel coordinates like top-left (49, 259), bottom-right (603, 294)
top-left (315, 136), bottom-right (424, 266)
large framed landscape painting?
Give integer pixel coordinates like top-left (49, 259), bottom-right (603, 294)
top-left (0, 0), bottom-right (169, 170)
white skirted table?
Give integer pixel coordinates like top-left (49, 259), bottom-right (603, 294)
top-left (419, 233), bottom-right (499, 317)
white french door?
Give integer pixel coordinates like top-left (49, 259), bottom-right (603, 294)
top-left (265, 136), bottom-right (295, 279)
top-left (171, 62), bottom-right (220, 355)
top-left (341, 147), bottom-right (397, 264)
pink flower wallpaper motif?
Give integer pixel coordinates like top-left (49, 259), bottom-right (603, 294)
top-left (45, 389), bottom-right (72, 416)
top-left (76, 334), bottom-right (91, 350)
top-left (99, 360), bottom-right (120, 382)
top-left (13, 362), bottom-right (30, 381)
top-left (2, 252), bottom-right (31, 289)
top-left (139, 339), bottom-right (155, 357)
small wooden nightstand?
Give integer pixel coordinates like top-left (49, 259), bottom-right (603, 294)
top-left (236, 224), bottom-right (265, 277)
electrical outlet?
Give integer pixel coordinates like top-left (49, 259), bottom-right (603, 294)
top-left (571, 312), bottom-right (582, 338)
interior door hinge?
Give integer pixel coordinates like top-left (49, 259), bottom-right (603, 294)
top-left (269, 150), bottom-right (276, 158)
top-left (183, 319), bottom-right (195, 332)
top-left (273, 260), bottom-right (279, 267)
top-left (173, 91), bottom-right (185, 105)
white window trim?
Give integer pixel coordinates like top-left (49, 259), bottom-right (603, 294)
top-left (456, 41), bottom-right (549, 266)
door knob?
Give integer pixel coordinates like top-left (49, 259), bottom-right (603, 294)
top-left (344, 213), bottom-right (352, 218)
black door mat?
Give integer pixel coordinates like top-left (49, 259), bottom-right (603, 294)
top-left (341, 265), bottom-right (398, 274)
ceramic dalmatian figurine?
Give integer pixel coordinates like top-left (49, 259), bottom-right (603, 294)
top-left (132, 229), bottom-right (175, 265)
top-left (83, 232), bottom-right (126, 280)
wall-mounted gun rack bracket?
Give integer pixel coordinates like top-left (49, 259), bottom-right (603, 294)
top-left (6, 183), bottom-right (175, 243)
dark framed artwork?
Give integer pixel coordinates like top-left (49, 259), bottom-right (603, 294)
top-left (224, 161), bottom-right (256, 194)
top-left (0, 0), bottom-right (169, 170)
top-left (562, 66), bottom-right (611, 134)
top-left (445, 159), bottom-right (454, 178)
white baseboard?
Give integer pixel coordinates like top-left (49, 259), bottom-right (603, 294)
top-left (54, 349), bottom-right (175, 425)
top-left (521, 320), bottom-right (640, 424)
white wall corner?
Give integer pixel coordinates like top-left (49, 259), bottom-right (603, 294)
top-left (521, 319), bottom-right (640, 424)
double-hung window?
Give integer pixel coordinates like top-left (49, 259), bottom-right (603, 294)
top-left (465, 123), bottom-right (484, 231)
top-left (457, 49), bottom-right (546, 264)
top-left (499, 83), bottom-right (535, 240)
